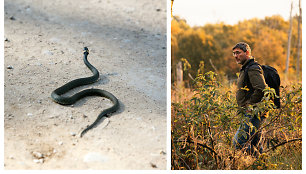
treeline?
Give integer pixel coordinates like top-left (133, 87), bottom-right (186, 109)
top-left (171, 15), bottom-right (302, 84)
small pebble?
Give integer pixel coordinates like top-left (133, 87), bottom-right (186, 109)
top-left (70, 132), bottom-right (76, 136)
top-left (58, 141), bottom-right (63, 145)
top-left (33, 159), bottom-right (44, 163)
top-left (27, 113), bottom-right (33, 117)
top-left (150, 162), bottom-right (157, 168)
top-left (9, 16), bottom-right (16, 20)
top-left (7, 65), bottom-right (13, 69)
top-left (32, 151), bottom-right (43, 159)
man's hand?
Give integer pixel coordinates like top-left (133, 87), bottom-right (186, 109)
top-left (245, 101), bottom-right (253, 114)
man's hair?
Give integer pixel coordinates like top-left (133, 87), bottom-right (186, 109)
top-left (232, 42), bottom-right (251, 54)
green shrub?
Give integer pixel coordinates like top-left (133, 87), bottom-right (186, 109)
top-left (171, 71), bottom-right (302, 170)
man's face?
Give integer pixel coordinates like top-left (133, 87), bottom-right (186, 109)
top-left (233, 48), bottom-right (249, 65)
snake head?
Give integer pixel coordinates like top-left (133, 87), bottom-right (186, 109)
top-left (83, 47), bottom-right (89, 54)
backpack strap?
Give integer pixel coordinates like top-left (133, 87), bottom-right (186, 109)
top-left (243, 61), bottom-right (261, 90)
top-left (242, 61), bottom-right (262, 100)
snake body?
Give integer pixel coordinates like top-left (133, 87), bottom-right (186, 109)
top-left (51, 47), bottom-right (119, 137)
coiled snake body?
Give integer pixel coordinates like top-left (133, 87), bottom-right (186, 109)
top-left (51, 47), bottom-right (119, 137)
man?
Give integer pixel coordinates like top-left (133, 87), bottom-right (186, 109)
top-left (232, 42), bottom-right (267, 155)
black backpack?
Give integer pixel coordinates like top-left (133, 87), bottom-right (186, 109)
top-left (244, 62), bottom-right (281, 108)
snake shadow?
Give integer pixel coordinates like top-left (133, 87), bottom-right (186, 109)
top-left (66, 72), bottom-right (125, 131)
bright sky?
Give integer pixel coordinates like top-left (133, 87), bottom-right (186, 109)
top-left (172, 0), bottom-right (301, 26)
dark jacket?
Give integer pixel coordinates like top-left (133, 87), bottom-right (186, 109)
top-left (236, 58), bottom-right (267, 107)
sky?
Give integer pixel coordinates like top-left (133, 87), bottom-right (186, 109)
top-left (172, 0), bottom-right (301, 26)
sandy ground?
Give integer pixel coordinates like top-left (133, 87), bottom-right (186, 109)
top-left (4, 0), bottom-right (167, 170)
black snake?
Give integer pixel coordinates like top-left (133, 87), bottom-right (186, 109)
top-left (51, 47), bottom-right (119, 137)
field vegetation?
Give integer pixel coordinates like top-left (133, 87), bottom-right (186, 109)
top-left (171, 71), bottom-right (301, 170)
top-left (171, 13), bottom-right (302, 170)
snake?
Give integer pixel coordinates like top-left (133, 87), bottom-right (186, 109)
top-left (51, 47), bottom-right (119, 137)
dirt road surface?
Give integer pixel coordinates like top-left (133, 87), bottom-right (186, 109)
top-left (4, 0), bottom-right (167, 170)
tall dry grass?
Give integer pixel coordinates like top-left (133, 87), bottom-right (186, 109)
top-left (171, 72), bottom-right (302, 170)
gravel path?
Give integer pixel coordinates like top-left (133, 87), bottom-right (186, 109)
top-left (4, 0), bottom-right (167, 169)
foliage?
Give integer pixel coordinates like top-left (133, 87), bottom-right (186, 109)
top-left (171, 15), bottom-right (302, 83)
top-left (171, 71), bottom-right (302, 170)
